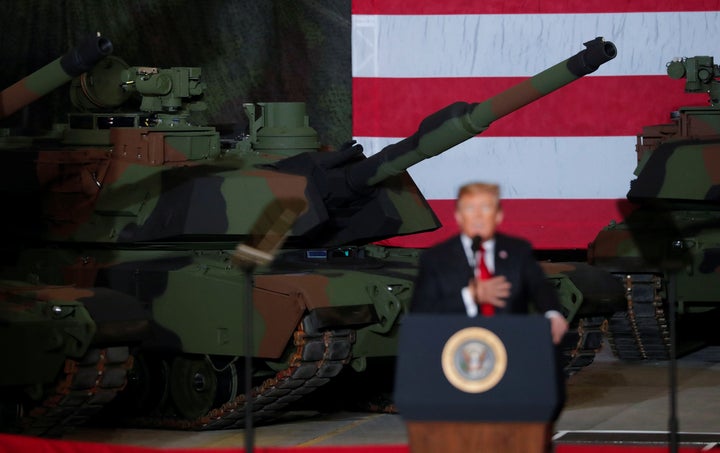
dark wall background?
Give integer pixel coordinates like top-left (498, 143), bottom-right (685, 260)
top-left (0, 0), bottom-right (351, 147)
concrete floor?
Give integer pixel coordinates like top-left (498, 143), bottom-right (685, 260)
top-left (554, 343), bottom-right (720, 447)
top-left (61, 342), bottom-right (720, 449)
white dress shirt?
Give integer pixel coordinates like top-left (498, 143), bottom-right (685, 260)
top-left (459, 234), bottom-right (562, 320)
top-left (460, 234), bottom-right (493, 317)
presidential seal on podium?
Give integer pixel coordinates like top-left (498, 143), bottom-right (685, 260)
top-left (441, 327), bottom-right (508, 393)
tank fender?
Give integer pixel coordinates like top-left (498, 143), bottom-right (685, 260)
top-left (253, 273), bottom-right (380, 340)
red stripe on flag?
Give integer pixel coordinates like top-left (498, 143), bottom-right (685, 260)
top-left (376, 199), bottom-right (635, 250)
top-left (353, 76), bottom-right (708, 138)
top-left (352, 0), bottom-right (720, 14)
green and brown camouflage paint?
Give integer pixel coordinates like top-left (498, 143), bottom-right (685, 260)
top-left (0, 37), bottom-right (618, 431)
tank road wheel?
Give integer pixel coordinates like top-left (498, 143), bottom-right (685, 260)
top-left (109, 353), bottom-right (171, 418)
top-left (168, 356), bottom-right (238, 420)
top-left (121, 321), bottom-right (355, 430)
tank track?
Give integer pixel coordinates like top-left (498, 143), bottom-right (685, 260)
top-left (8, 347), bottom-right (132, 437)
top-left (607, 274), bottom-right (670, 360)
top-left (560, 316), bottom-right (608, 376)
top-left (126, 325), bottom-right (355, 430)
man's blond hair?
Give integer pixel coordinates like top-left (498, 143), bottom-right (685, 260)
top-left (455, 182), bottom-right (501, 209)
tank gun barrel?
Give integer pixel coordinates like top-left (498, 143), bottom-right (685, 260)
top-left (0, 33), bottom-right (113, 119)
top-left (346, 37), bottom-right (617, 190)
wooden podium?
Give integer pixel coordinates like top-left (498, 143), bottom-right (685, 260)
top-left (394, 314), bottom-right (564, 453)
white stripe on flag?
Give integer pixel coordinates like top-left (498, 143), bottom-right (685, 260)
top-left (354, 136), bottom-right (637, 199)
top-left (352, 12), bottom-right (720, 77)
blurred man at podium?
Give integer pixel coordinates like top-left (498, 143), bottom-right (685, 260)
top-left (410, 182), bottom-right (568, 345)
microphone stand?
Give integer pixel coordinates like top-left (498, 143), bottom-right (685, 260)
top-left (234, 245), bottom-right (276, 453)
top-left (664, 238), bottom-right (687, 453)
top-left (242, 261), bottom-right (257, 453)
top-left (232, 198), bottom-right (306, 453)
top-left (667, 270), bottom-right (678, 453)
top-left (622, 203), bottom-right (688, 453)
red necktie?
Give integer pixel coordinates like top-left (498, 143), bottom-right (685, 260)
top-left (477, 244), bottom-right (495, 316)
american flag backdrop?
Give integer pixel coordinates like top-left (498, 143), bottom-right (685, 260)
top-left (351, 0), bottom-right (720, 250)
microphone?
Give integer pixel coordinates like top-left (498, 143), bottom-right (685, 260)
top-left (471, 236), bottom-right (482, 253)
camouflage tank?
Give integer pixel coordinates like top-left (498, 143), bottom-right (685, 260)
top-left (0, 37), bottom-right (617, 435)
top-left (588, 56), bottom-right (720, 361)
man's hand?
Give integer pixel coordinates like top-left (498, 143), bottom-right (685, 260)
top-left (469, 276), bottom-right (510, 308)
top-left (548, 315), bottom-right (569, 345)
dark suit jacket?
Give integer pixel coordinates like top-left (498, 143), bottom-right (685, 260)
top-left (410, 233), bottom-right (561, 315)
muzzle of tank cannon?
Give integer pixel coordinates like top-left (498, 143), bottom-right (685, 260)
top-left (0, 33), bottom-right (113, 119)
top-left (273, 38), bottom-right (617, 246)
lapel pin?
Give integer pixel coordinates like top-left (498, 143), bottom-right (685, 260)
top-left (499, 250), bottom-right (508, 259)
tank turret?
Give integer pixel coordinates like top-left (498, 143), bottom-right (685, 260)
top-left (627, 56), bottom-right (720, 203)
top-left (2, 38), bottom-right (616, 249)
top-left (271, 37), bottom-right (617, 246)
top-left (0, 33), bottom-right (113, 119)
